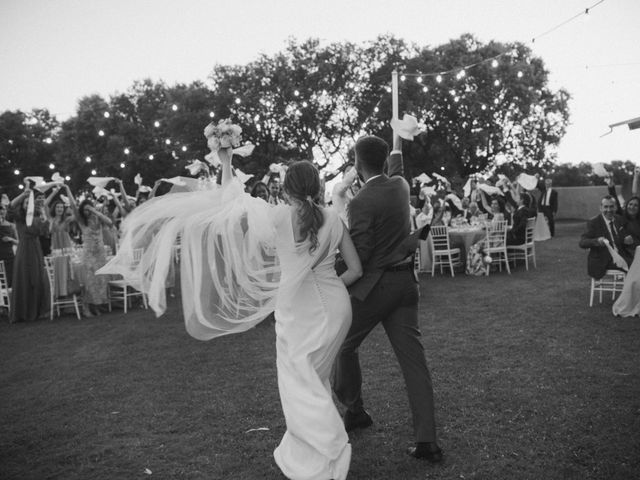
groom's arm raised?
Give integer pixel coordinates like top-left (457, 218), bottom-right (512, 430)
top-left (386, 135), bottom-right (404, 178)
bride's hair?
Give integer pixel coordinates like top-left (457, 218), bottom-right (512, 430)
top-left (284, 161), bottom-right (324, 252)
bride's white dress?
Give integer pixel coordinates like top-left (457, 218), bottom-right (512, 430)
top-left (98, 179), bottom-right (351, 480)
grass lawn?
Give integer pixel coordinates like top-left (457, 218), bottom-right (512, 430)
top-left (1, 221), bottom-right (639, 480)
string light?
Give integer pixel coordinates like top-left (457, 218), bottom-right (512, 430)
top-left (181, 146), bottom-right (187, 152)
top-left (517, 71), bottom-right (524, 78)
top-left (85, 156), bottom-right (91, 163)
top-left (494, 79), bottom-right (500, 86)
top-left (400, 75), bottom-right (406, 82)
top-left (481, 104), bottom-right (487, 110)
top-left (374, 107), bottom-right (379, 113)
top-left (154, 121), bottom-right (160, 128)
top-left (65, 176), bottom-right (71, 181)
top-left (235, 98), bottom-right (241, 104)
top-left (302, 101), bottom-right (308, 108)
top-left (148, 154), bottom-right (154, 160)
top-left (172, 104), bottom-right (178, 111)
top-left (91, 169), bottom-right (97, 175)
top-left (98, 130), bottom-right (105, 136)
top-left (18, 184), bottom-right (23, 190)
top-left (209, 111), bottom-right (215, 118)
top-left (104, 112), bottom-right (110, 118)
top-left (45, 138), bottom-right (52, 144)
top-left (422, 86), bottom-right (428, 93)
top-left (165, 139), bottom-right (171, 145)
top-left (49, 163), bottom-right (55, 170)
top-left (14, 169), bottom-right (20, 175)
top-left (436, 75), bottom-right (443, 83)
top-left (491, 59), bottom-right (499, 68)
top-left (293, 90), bottom-right (300, 96)
top-left (416, 77), bottom-right (423, 83)
top-left (124, 148), bottom-right (130, 155)
top-left (120, 163), bottom-right (125, 168)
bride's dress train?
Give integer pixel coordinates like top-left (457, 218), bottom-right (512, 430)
top-left (99, 179), bottom-right (351, 479)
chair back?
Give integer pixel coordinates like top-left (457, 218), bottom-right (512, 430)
top-left (0, 260), bottom-right (10, 309)
top-left (485, 220), bottom-right (508, 248)
top-left (525, 217), bottom-right (536, 245)
top-left (430, 225), bottom-right (452, 251)
top-left (43, 256), bottom-right (56, 295)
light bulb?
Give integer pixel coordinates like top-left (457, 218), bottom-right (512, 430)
top-left (98, 130), bottom-right (105, 136)
top-left (235, 98), bottom-right (241, 104)
top-left (481, 104), bottom-right (487, 110)
top-left (148, 154), bottom-right (154, 160)
top-left (209, 112), bottom-right (215, 118)
top-left (302, 101), bottom-right (308, 108)
top-left (14, 169), bottom-right (20, 175)
top-left (104, 112), bottom-right (110, 118)
top-left (49, 163), bottom-right (55, 170)
top-left (423, 86), bottom-right (428, 93)
top-left (18, 184), bottom-right (23, 190)
top-left (124, 148), bottom-right (130, 155)
top-left (154, 121), bottom-right (160, 128)
top-left (120, 163), bottom-right (125, 168)
top-left (65, 176), bottom-right (71, 181)
top-left (91, 169), bottom-right (97, 175)
top-left (172, 104), bottom-right (178, 111)
top-left (374, 107), bottom-right (379, 113)
top-left (165, 139), bottom-right (171, 145)
top-left (85, 156), bottom-right (91, 163)
top-left (293, 90), bottom-right (299, 96)
top-left (45, 138), bottom-right (52, 144)
top-left (517, 71), bottom-right (523, 78)
top-left (181, 146), bottom-right (187, 152)
top-left (417, 77), bottom-right (422, 83)
top-left (436, 75), bottom-right (442, 83)
top-left (400, 75), bottom-right (406, 82)
top-left (494, 79), bottom-right (500, 86)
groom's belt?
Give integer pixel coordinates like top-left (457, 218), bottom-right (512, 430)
top-left (385, 260), bottom-right (414, 272)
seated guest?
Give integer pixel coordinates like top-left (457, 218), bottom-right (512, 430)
top-left (507, 193), bottom-right (533, 245)
top-left (579, 195), bottom-right (633, 279)
top-left (456, 197), bottom-right (470, 220)
top-left (466, 202), bottom-right (481, 222)
top-left (606, 173), bottom-right (640, 259)
top-left (487, 197), bottom-right (506, 223)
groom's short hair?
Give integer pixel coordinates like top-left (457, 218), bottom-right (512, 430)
top-left (355, 136), bottom-right (388, 173)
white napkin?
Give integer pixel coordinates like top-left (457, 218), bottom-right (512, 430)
top-left (87, 176), bottom-right (115, 188)
top-left (390, 114), bottom-right (424, 141)
top-left (517, 173), bottom-right (538, 191)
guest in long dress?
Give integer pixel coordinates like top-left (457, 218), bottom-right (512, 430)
top-left (67, 188), bottom-right (111, 317)
top-left (0, 204), bottom-right (18, 288)
top-left (49, 200), bottom-right (73, 251)
top-left (7, 189), bottom-right (50, 322)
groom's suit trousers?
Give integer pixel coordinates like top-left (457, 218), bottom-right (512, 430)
top-left (333, 267), bottom-right (437, 443)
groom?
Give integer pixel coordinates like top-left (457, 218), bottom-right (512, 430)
top-left (333, 135), bottom-right (442, 462)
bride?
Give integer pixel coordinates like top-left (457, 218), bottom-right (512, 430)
top-left (100, 133), bottom-right (362, 479)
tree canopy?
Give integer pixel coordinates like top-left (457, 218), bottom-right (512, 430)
top-left (0, 34), bottom-right (574, 197)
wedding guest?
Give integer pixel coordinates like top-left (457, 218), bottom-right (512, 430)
top-left (579, 195), bottom-right (632, 279)
top-left (267, 177), bottom-right (283, 205)
top-left (539, 178), bottom-right (558, 237)
top-left (606, 172), bottom-right (640, 258)
top-left (0, 204), bottom-right (18, 287)
top-left (7, 187), bottom-right (49, 322)
top-left (487, 197), bottom-right (506, 223)
top-left (507, 193), bottom-right (533, 245)
top-left (49, 199), bottom-right (73, 250)
top-left (466, 201), bottom-right (481, 222)
top-left (250, 181), bottom-right (269, 202)
top-left (67, 189), bottom-right (111, 317)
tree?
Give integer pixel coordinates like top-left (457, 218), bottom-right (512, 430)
top-left (367, 34), bottom-right (570, 179)
top-left (0, 109), bottom-right (58, 197)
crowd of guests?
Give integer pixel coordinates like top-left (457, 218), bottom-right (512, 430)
top-left (0, 178), bottom-right (154, 322)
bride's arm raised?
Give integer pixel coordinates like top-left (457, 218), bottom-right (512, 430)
top-left (219, 148), bottom-right (234, 186)
top-left (338, 224), bottom-right (363, 287)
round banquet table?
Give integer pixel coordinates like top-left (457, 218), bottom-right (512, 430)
top-left (448, 227), bottom-right (486, 260)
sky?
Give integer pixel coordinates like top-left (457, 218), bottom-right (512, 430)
top-left (1, 0), bottom-right (639, 167)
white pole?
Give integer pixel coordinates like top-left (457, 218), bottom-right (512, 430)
top-left (391, 70), bottom-right (399, 146)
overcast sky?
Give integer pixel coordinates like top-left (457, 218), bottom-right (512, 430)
top-left (1, 0), bottom-right (639, 166)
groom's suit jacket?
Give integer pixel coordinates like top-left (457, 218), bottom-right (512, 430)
top-left (347, 152), bottom-right (413, 302)
top-left (579, 214), bottom-right (629, 279)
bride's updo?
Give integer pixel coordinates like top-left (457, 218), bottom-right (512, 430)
top-left (283, 161), bottom-right (324, 252)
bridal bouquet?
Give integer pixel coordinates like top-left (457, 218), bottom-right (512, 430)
top-left (203, 119), bottom-right (255, 167)
top-left (204, 119), bottom-right (243, 151)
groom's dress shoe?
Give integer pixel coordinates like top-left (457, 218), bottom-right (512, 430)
top-left (407, 442), bottom-right (443, 463)
top-left (343, 409), bottom-right (373, 432)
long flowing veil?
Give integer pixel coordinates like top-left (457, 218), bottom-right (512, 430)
top-left (98, 179), bottom-right (281, 339)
